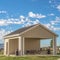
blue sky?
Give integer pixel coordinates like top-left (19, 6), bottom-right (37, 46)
top-left (0, 0), bottom-right (60, 47)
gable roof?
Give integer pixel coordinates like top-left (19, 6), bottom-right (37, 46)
top-left (4, 24), bottom-right (58, 38)
top-left (5, 24), bottom-right (36, 36)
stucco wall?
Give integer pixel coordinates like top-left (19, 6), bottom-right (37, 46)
top-left (9, 38), bottom-right (18, 54)
top-left (25, 38), bottom-right (40, 52)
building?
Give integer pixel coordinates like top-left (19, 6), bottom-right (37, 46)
top-left (4, 24), bottom-right (58, 56)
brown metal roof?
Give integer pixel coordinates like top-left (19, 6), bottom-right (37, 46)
top-left (5, 24), bottom-right (36, 36)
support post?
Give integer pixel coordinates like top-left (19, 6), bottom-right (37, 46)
top-left (40, 40), bottom-right (41, 48)
top-left (22, 37), bottom-right (25, 55)
top-left (53, 36), bottom-right (57, 55)
top-left (8, 39), bottom-right (10, 56)
top-left (18, 37), bottom-right (25, 56)
top-left (18, 37), bottom-right (22, 56)
top-left (4, 39), bottom-right (9, 55)
top-left (4, 39), bottom-right (6, 55)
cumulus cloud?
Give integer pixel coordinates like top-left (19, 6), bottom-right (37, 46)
top-left (20, 15), bottom-right (25, 19)
top-left (50, 17), bottom-right (60, 25)
top-left (56, 5), bottom-right (60, 11)
top-left (0, 11), bottom-right (60, 32)
top-left (44, 16), bottom-right (60, 31)
top-left (23, 19), bottom-right (40, 27)
top-left (49, 0), bottom-right (52, 3)
top-left (0, 16), bottom-right (25, 26)
top-left (0, 10), bottom-right (7, 14)
top-left (44, 23), bottom-right (51, 28)
top-left (49, 0), bottom-right (60, 10)
top-left (33, 19), bottom-right (40, 24)
top-left (44, 24), bottom-right (55, 31)
top-left (0, 29), bottom-right (12, 41)
top-left (49, 13), bottom-right (55, 16)
top-left (0, 19), bottom-right (19, 26)
top-left (28, 12), bottom-right (46, 18)
top-left (0, 20), bottom-right (7, 26)
top-left (0, 12), bottom-right (41, 26)
top-left (23, 23), bottom-right (32, 27)
top-left (0, 18), bottom-right (26, 26)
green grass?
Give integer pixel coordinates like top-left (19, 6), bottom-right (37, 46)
top-left (0, 56), bottom-right (60, 60)
top-left (0, 50), bottom-right (4, 55)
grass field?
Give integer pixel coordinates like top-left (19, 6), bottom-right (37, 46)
top-left (0, 50), bottom-right (60, 60)
top-left (0, 56), bottom-right (60, 60)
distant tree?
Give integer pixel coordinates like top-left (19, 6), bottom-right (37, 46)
top-left (50, 40), bottom-right (53, 48)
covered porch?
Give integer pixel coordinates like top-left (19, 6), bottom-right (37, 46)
top-left (4, 24), bottom-right (58, 56)
top-left (4, 36), bottom-right (57, 56)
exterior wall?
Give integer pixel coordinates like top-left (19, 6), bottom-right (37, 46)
top-left (21, 25), bottom-right (53, 38)
top-left (9, 38), bottom-right (18, 54)
top-left (24, 38), bottom-right (40, 52)
top-left (4, 37), bottom-right (22, 55)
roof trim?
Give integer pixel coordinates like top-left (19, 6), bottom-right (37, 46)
top-left (4, 34), bottom-right (20, 39)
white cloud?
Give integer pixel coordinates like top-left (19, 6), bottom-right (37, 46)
top-left (28, 12), bottom-right (46, 18)
top-left (25, 17), bottom-right (32, 22)
top-left (0, 15), bottom-right (40, 27)
top-left (50, 17), bottom-right (60, 25)
top-left (20, 15), bottom-right (25, 19)
top-left (0, 19), bottom-right (8, 26)
top-left (44, 23), bottom-right (51, 28)
top-left (0, 29), bottom-right (12, 41)
top-left (49, 0), bottom-right (52, 3)
top-left (49, 0), bottom-right (60, 10)
top-left (0, 11), bottom-right (59, 32)
top-left (0, 12), bottom-right (46, 26)
top-left (23, 23), bottom-right (32, 27)
top-left (22, 18), bottom-right (40, 27)
top-left (0, 10), bottom-right (7, 14)
top-left (0, 17), bottom-right (26, 26)
top-left (53, 28), bottom-right (60, 30)
top-left (49, 13), bottom-right (55, 16)
top-left (7, 18), bottom-right (24, 24)
top-left (33, 19), bottom-right (40, 24)
top-left (44, 24), bottom-right (56, 31)
top-left (56, 5), bottom-right (60, 11)
top-left (50, 21), bottom-right (55, 25)
top-left (44, 16), bottom-right (60, 31)
top-left (28, 12), bottom-right (36, 18)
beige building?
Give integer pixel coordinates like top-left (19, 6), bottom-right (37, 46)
top-left (4, 24), bottom-right (58, 56)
